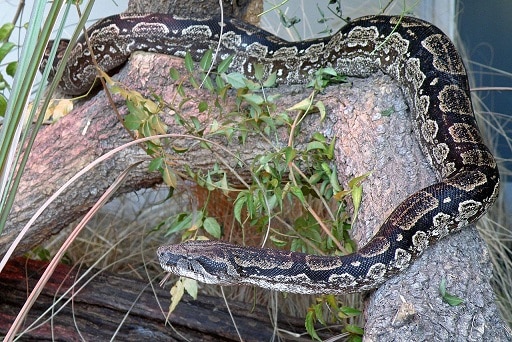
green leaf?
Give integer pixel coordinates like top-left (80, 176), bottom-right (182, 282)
top-left (241, 93), bottom-right (264, 105)
top-left (141, 121), bottom-right (153, 137)
top-left (305, 310), bottom-right (321, 341)
top-left (326, 137), bottom-right (336, 159)
top-left (0, 22), bottom-right (14, 41)
top-left (325, 294), bottom-right (339, 310)
top-left (442, 293), bottom-right (464, 306)
top-left (148, 157), bottom-right (163, 172)
top-left (439, 278), bottom-right (464, 306)
top-left (345, 324), bottom-right (364, 335)
top-left (126, 99), bottom-right (148, 120)
top-left (262, 72), bottom-right (277, 87)
top-left (340, 306), bottom-right (362, 318)
top-left (312, 132), bottom-right (326, 142)
top-left (28, 246), bottom-right (51, 261)
top-left (316, 100), bottom-right (326, 121)
top-left (269, 235), bottom-right (287, 247)
top-left (215, 74), bottom-right (226, 91)
top-left (189, 74), bottom-right (199, 88)
top-left (306, 141), bottom-right (326, 152)
top-left (169, 68), bottom-right (181, 81)
top-left (328, 165), bottom-right (341, 193)
top-left (148, 114), bottom-right (168, 135)
top-left (308, 172), bottom-right (324, 185)
top-left (348, 335), bottom-right (363, 342)
top-left (0, 42), bottom-right (15, 62)
top-left (201, 75), bottom-right (215, 91)
top-left (287, 98), bottom-right (312, 111)
top-left (176, 83), bottom-right (186, 97)
top-left (254, 63), bottom-right (264, 81)
top-left (348, 172), bottom-right (371, 189)
top-left (203, 217), bottom-right (221, 238)
top-left (381, 107), bottom-right (395, 117)
top-left (223, 72), bottom-right (247, 89)
top-left (190, 211), bottom-right (204, 231)
top-left (171, 144), bottom-right (189, 153)
top-left (351, 183), bottom-right (363, 224)
top-left (312, 302), bottom-right (325, 325)
top-left (233, 194), bottom-right (247, 224)
top-left (217, 55), bottom-right (233, 73)
top-left (123, 113), bottom-right (142, 130)
top-left (162, 165), bottom-right (177, 188)
top-left (0, 94), bottom-right (6, 117)
top-left (217, 172), bottom-right (229, 192)
top-left (184, 51), bottom-right (194, 72)
top-left (290, 185), bottom-right (306, 205)
top-left (199, 49), bottom-right (213, 71)
top-left (165, 213), bottom-right (193, 235)
top-left (290, 237), bottom-right (304, 252)
top-left (283, 146), bottom-right (296, 163)
top-left (439, 277), bottom-right (447, 295)
top-left (198, 101), bottom-right (208, 112)
top-left (190, 116), bottom-right (201, 131)
top-left (321, 67), bottom-right (338, 77)
top-left (243, 78), bottom-right (261, 90)
top-left (6, 61), bottom-right (17, 77)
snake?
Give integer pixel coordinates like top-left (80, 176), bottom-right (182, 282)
top-left (44, 13), bottom-right (500, 294)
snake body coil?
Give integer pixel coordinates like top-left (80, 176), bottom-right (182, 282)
top-left (48, 14), bottom-right (500, 294)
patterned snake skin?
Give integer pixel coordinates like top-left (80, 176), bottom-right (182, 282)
top-left (45, 13), bottom-right (500, 294)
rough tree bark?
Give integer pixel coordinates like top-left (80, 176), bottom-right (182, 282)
top-left (0, 0), bottom-right (510, 340)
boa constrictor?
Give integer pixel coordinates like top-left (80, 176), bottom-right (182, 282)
top-left (45, 13), bottom-right (500, 294)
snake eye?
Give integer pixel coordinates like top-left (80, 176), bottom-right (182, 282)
top-left (197, 256), bottom-right (227, 274)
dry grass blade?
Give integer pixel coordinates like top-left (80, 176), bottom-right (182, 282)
top-left (4, 162), bottom-right (142, 341)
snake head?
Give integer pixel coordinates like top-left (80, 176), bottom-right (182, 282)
top-left (157, 242), bottom-right (240, 286)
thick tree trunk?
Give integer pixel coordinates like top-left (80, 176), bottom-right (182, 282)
top-left (126, 0), bottom-right (263, 23)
